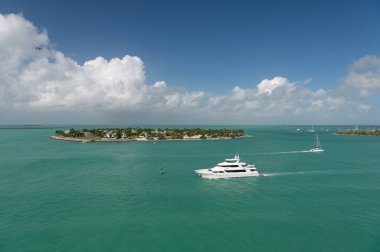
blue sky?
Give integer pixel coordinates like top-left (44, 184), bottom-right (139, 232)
top-left (1, 0), bottom-right (380, 124)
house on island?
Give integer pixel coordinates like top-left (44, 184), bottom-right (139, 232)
top-left (183, 134), bottom-right (203, 139)
top-left (105, 131), bottom-right (117, 139)
top-left (83, 132), bottom-right (94, 137)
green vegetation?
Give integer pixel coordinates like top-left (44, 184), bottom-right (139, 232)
top-left (54, 127), bottom-right (245, 141)
top-left (336, 129), bottom-right (380, 136)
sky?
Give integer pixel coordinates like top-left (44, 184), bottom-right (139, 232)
top-left (1, 0), bottom-right (380, 125)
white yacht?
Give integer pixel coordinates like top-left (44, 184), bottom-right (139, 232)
top-left (194, 154), bottom-right (262, 179)
top-left (310, 133), bottom-right (324, 152)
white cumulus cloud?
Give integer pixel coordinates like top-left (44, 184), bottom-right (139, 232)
top-left (0, 13), bottom-right (378, 124)
top-left (341, 55), bottom-right (380, 98)
top-left (257, 76), bottom-right (289, 95)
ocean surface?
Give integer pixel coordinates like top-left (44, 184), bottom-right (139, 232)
top-left (0, 125), bottom-right (379, 251)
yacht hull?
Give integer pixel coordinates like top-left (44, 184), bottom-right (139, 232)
top-left (194, 169), bottom-right (262, 179)
top-left (310, 148), bottom-right (324, 152)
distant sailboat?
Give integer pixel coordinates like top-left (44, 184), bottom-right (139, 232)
top-left (310, 133), bottom-right (324, 152)
top-left (308, 125), bottom-right (315, 133)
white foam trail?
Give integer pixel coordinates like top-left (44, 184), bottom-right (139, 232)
top-left (263, 171), bottom-right (309, 177)
top-left (242, 150), bottom-right (311, 156)
top-left (263, 169), bottom-right (342, 177)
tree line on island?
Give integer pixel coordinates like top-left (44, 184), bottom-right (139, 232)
top-left (55, 127), bottom-right (245, 140)
top-left (335, 129), bottom-right (380, 136)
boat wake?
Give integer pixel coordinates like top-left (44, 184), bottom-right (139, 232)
top-left (263, 171), bottom-right (311, 177)
top-left (242, 150), bottom-right (311, 156)
top-left (263, 169), bottom-right (340, 177)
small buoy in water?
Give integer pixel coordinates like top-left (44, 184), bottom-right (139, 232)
top-left (160, 168), bottom-right (166, 175)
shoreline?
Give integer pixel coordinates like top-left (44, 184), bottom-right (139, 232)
top-left (335, 130), bottom-right (380, 136)
top-left (335, 133), bottom-right (380, 137)
top-left (49, 135), bottom-right (242, 142)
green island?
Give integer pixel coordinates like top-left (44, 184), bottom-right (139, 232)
top-left (336, 129), bottom-right (380, 136)
top-left (51, 127), bottom-right (245, 142)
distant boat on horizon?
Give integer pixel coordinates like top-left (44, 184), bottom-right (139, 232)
top-left (308, 125), bottom-right (316, 133)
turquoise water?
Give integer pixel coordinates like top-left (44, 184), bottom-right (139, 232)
top-left (0, 125), bottom-right (379, 251)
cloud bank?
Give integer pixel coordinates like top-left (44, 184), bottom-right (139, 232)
top-left (341, 55), bottom-right (380, 98)
top-left (0, 13), bottom-right (378, 124)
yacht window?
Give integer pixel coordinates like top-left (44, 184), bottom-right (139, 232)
top-left (226, 170), bottom-right (246, 173)
top-left (220, 165), bottom-right (239, 167)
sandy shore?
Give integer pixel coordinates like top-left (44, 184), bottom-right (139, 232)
top-left (49, 135), bottom-right (242, 143)
top-left (49, 135), bottom-right (133, 142)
